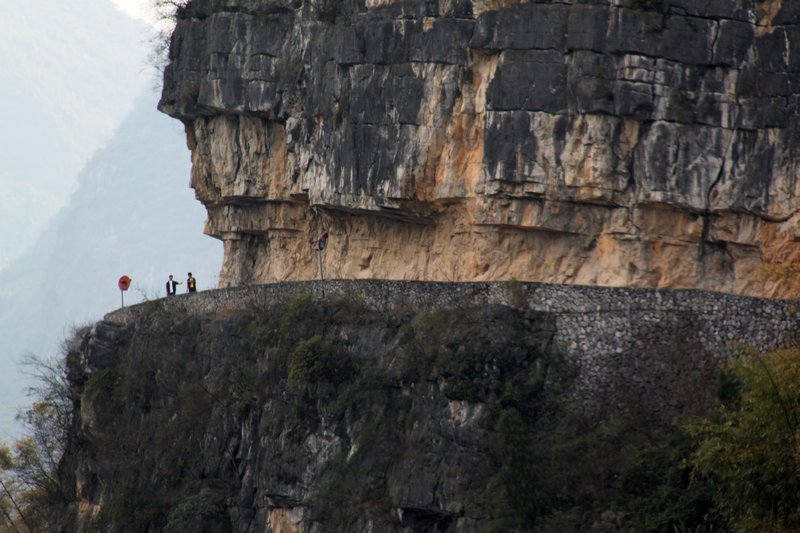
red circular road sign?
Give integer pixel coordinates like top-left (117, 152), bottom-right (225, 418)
top-left (118, 275), bottom-right (132, 291)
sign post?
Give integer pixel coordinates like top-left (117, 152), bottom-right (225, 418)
top-left (118, 275), bottom-right (132, 308)
top-left (316, 232), bottom-right (328, 297)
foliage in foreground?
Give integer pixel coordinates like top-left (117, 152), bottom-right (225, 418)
top-left (686, 346), bottom-right (800, 532)
top-left (0, 352), bottom-right (73, 533)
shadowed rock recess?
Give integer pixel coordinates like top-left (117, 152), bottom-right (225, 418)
top-left (160, 0), bottom-right (800, 296)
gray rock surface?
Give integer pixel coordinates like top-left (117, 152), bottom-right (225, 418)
top-left (56, 297), bottom-right (557, 531)
top-left (52, 280), bottom-right (798, 531)
top-left (160, 0), bottom-right (800, 296)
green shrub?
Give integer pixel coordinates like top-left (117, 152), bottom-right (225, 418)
top-left (164, 488), bottom-right (231, 533)
top-left (83, 369), bottom-right (118, 401)
top-left (483, 408), bottom-right (549, 531)
top-left (618, 433), bottom-right (718, 531)
top-left (687, 348), bottom-right (800, 531)
top-left (288, 336), bottom-right (355, 389)
top-left (280, 293), bottom-right (315, 330)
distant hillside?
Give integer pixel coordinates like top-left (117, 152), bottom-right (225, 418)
top-left (0, 90), bottom-right (222, 438)
top-left (0, 0), bottom-right (149, 269)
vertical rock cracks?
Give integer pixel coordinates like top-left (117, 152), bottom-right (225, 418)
top-left (159, 0), bottom-right (800, 297)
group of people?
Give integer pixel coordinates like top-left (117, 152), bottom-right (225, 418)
top-left (166, 273), bottom-right (197, 296)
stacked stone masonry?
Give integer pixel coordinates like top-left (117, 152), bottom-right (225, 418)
top-left (160, 0), bottom-right (800, 297)
top-left (106, 280), bottom-right (800, 416)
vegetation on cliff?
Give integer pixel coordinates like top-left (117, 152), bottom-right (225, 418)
top-left (0, 353), bottom-right (74, 532)
top-left (1, 295), bottom-right (799, 531)
top-left (687, 346), bottom-right (800, 531)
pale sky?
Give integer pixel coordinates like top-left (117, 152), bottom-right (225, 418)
top-left (112, 0), bottom-right (159, 26)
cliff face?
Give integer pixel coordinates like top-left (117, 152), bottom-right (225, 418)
top-left (52, 281), bottom-right (798, 532)
top-left (159, 0), bottom-right (800, 297)
top-left (59, 297), bottom-right (565, 532)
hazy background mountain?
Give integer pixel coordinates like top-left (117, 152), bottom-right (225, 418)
top-left (0, 0), bottom-right (150, 270)
top-left (0, 90), bottom-right (223, 439)
top-left (0, 2), bottom-right (222, 438)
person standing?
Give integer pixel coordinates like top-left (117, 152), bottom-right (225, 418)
top-left (166, 275), bottom-right (181, 296)
top-left (187, 272), bottom-right (197, 293)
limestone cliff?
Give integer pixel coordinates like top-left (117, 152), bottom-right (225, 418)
top-left (159, 0), bottom-right (800, 297)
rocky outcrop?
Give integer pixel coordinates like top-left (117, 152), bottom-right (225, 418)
top-left (54, 281), bottom-right (787, 532)
top-left (55, 297), bottom-right (563, 532)
top-left (160, 0), bottom-right (800, 297)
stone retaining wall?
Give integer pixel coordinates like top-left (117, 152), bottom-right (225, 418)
top-left (104, 280), bottom-right (799, 418)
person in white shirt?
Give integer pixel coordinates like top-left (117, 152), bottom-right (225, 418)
top-left (166, 274), bottom-right (182, 296)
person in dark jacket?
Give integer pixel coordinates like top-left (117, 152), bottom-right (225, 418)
top-left (187, 272), bottom-right (197, 293)
top-left (166, 274), bottom-right (181, 296)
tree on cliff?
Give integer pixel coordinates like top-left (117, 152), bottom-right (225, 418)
top-left (0, 354), bottom-right (72, 532)
top-left (150, 0), bottom-right (190, 70)
top-left (688, 346), bottom-right (800, 531)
